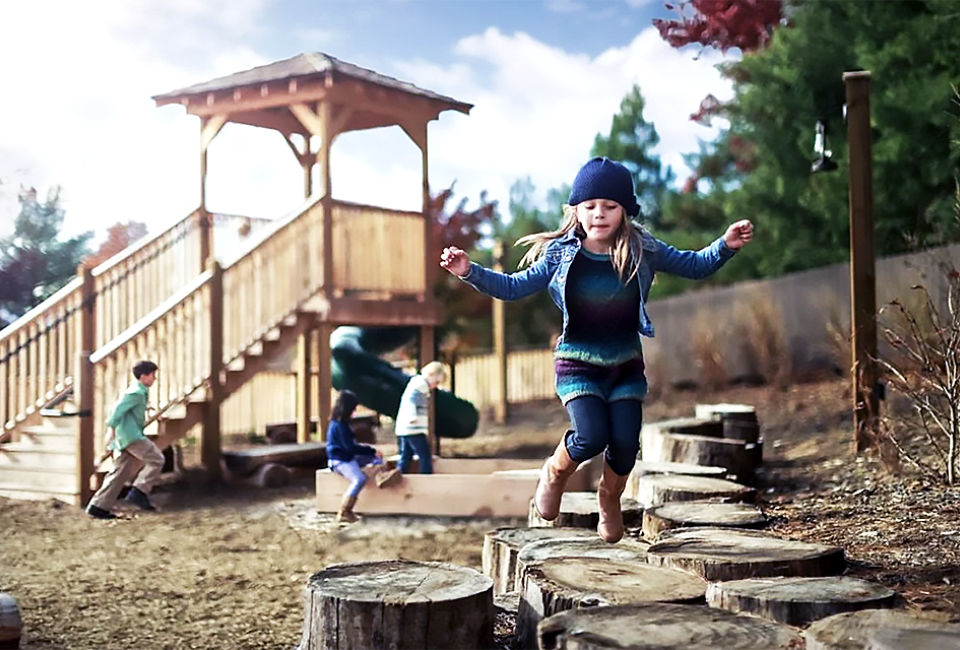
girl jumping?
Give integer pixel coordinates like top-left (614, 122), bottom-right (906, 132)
top-left (440, 157), bottom-right (753, 542)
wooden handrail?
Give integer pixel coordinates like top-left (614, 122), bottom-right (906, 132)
top-left (90, 209), bottom-right (199, 278)
top-left (330, 198), bottom-right (425, 220)
top-left (223, 195), bottom-right (323, 270)
top-left (0, 277), bottom-right (83, 344)
top-left (90, 270), bottom-right (213, 364)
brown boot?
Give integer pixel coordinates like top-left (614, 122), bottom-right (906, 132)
top-left (597, 463), bottom-right (630, 543)
top-left (336, 493), bottom-right (360, 523)
top-left (533, 433), bottom-right (579, 521)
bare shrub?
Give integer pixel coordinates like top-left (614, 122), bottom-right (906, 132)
top-left (824, 295), bottom-right (851, 378)
top-left (737, 290), bottom-right (792, 389)
top-left (876, 256), bottom-right (960, 486)
top-left (689, 308), bottom-right (729, 392)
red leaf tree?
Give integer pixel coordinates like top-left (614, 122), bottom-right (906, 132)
top-left (653, 0), bottom-right (784, 54)
top-left (84, 221), bottom-right (148, 267)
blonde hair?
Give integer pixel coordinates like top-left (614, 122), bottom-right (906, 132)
top-left (516, 204), bottom-right (644, 283)
top-left (421, 361), bottom-right (447, 383)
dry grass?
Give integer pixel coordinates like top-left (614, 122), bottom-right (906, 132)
top-left (689, 307), bottom-right (730, 391)
top-left (736, 290), bottom-right (791, 389)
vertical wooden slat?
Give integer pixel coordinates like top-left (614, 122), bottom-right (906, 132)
top-left (76, 263), bottom-right (96, 506)
top-left (297, 320), bottom-right (314, 444)
top-left (316, 323), bottom-right (332, 442)
top-left (203, 262), bottom-right (223, 479)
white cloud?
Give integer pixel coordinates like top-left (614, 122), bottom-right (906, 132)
top-left (545, 0), bottom-right (587, 13)
top-left (393, 27), bottom-right (734, 213)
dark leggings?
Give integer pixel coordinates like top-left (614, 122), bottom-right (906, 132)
top-left (564, 396), bottom-right (643, 476)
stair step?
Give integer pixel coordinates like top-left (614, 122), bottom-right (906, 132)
top-left (0, 445), bottom-right (76, 470)
top-left (0, 483), bottom-right (79, 504)
top-left (15, 428), bottom-right (76, 452)
top-left (0, 466), bottom-right (76, 492)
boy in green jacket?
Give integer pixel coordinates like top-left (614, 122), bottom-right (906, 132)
top-left (86, 360), bottom-right (165, 520)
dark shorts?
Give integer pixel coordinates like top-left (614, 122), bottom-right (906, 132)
top-left (555, 356), bottom-right (647, 405)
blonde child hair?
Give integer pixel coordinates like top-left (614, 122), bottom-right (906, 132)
top-left (516, 204), bottom-right (646, 283)
top-left (421, 361), bottom-right (447, 384)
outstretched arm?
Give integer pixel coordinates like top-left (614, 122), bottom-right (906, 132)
top-left (440, 246), bottom-right (552, 301)
top-left (653, 220), bottom-right (753, 279)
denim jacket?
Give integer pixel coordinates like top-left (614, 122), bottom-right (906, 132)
top-left (461, 229), bottom-right (737, 339)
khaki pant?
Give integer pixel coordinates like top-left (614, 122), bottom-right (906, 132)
top-left (89, 438), bottom-right (165, 511)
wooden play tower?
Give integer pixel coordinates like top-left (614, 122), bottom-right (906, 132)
top-left (0, 52), bottom-right (472, 506)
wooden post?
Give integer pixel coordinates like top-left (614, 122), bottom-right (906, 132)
top-left (492, 240), bottom-right (508, 424)
top-left (296, 322), bottom-right (314, 444)
top-left (420, 123), bottom-right (432, 305)
top-left (317, 102), bottom-right (334, 294)
top-left (317, 324), bottom-right (332, 442)
top-left (76, 264), bottom-right (96, 506)
top-left (199, 115), bottom-right (225, 268)
top-left (844, 71), bottom-right (879, 453)
top-left (302, 156), bottom-right (313, 198)
top-left (202, 261), bottom-right (223, 479)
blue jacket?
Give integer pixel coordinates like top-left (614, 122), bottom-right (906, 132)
top-left (325, 420), bottom-right (376, 463)
top-left (462, 229), bottom-right (736, 339)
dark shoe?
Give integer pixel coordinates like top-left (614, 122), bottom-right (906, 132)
top-left (86, 505), bottom-right (117, 520)
top-left (124, 486), bottom-right (156, 511)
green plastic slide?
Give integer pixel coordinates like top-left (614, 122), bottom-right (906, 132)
top-left (329, 326), bottom-right (479, 439)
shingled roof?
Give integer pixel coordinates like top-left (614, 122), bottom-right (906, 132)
top-left (153, 52), bottom-right (472, 114)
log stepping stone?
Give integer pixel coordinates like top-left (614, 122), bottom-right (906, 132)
top-left (805, 609), bottom-right (960, 650)
top-left (647, 527), bottom-right (845, 581)
top-left (625, 460), bottom-right (728, 501)
top-left (637, 474), bottom-right (757, 508)
top-left (706, 576), bottom-right (896, 627)
top-left (649, 433), bottom-right (762, 482)
top-left (517, 558), bottom-right (706, 649)
top-left (643, 501), bottom-right (766, 540)
top-left (527, 491), bottom-right (643, 530)
top-left (867, 628), bottom-right (960, 650)
top-left (515, 536), bottom-right (650, 593)
top-left (537, 602), bottom-right (804, 650)
top-left (298, 560), bottom-right (493, 650)
top-left (482, 526), bottom-right (595, 595)
top-left (695, 403), bottom-right (761, 443)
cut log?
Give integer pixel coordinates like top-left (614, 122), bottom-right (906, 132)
top-left (643, 501), bottom-right (766, 540)
top-left (494, 591), bottom-right (521, 615)
top-left (625, 460), bottom-right (728, 501)
top-left (224, 442), bottom-right (326, 477)
top-left (657, 417), bottom-right (725, 437)
top-left (515, 537), bottom-right (650, 593)
top-left (867, 628), bottom-right (960, 650)
top-left (805, 609), bottom-right (960, 650)
top-left (636, 474), bottom-right (756, 508)
top-left (538, 603), bottom-right (804, 650)
top-left (527, 491), bottom-right (642, 529)
top-left (647, 527), bottom-right (845, 581)
top-left (250, 462), bottom-right (292, 489)
top-left (482, 527), bottom-right (595, 596)
top-left (298, 560), bottom-right (493, 650)
top-left (0, 592), bottom-right (22, 650)
top-left (517, 558), bottom-right (705, 650)
top-left (695, 403), bottom-right (761, 443)
top-left (652, 433), bottom-right (762, 482)
top-left (706, 576), bottom-right (896, 627)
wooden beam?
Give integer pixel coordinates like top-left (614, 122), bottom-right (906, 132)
top-left (296, 322), bottom-right (314, 444)
top-left (290, 102), bottom-right (324, 138)
top-left (306, 297), bottom-right (444, 326)
top-left (182, 84), bottom-right (329, 117)
top-left (317, 323), bottom-right (332, 442)
top-left (331, 105), bottom-right (356, 138)
top-left (76, 263), bottom-right (96, 507)
top-left (201, 114), bottom-right (228, 150)
top-left (318, 101), bottom-right (334, 292)
top-left (202, 261), bottom-right (224, 479)
top-left (419, 325), bottom-right (437, 456)
top-left (844, 71), bottom-right (879, 453)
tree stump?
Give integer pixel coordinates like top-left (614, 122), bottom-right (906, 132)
top-left (652, 433), bottom-right (762, 482)
top-left (643, 501), bottom-right (766, 540)
top-left (494, 591), bottom-right (520, 615)
top-left (527, 492), bottom-right (642, 530)
top-left (647, 527), bottom-right (845, 581)
top-left (695, 403), bottom-right (761, 443)
top-left (482, 527), bottom-right (595, 595)
top-left (625, 461), bottom-right (727, 501)
top-left (657, 417), bottom-right (725, 437)
top-left (804, 609), bottom-right (960, 650)
top-left (515, 537), bottom-right (650, 593)
top-left (517, 558), bottom-right (705, 649)
top-left (251, 462), bottom-right (292, 489)
top-left (299, 560), bottom-right (494, 650)
top-left (537, 603), bottom-right (804, 650)
top-left (867, 628), bottom-right (960, 650)
top-left (636, 475), bottom-right (756, 508)
top-left (0, 592), bottom-right (21, 650)
top-left (706, 576), bottom-right (896, 627)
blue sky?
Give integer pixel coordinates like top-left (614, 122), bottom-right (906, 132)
top-left (0, 0), bottom-right (734, 242)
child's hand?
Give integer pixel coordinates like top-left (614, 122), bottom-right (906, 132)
top-left (723, 220), bottom-right (754, 250)
top-left (440, 247), bottom-right (471, 278)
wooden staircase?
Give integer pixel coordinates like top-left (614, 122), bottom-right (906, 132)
top-left (0, 195), bottom-right (438, 506)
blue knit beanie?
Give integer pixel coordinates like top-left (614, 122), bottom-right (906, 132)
top-left (567, 157), bottom-right (640, 218)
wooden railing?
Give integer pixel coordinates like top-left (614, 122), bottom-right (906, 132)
top-left (331, 200), bottom-right (425, 296)
top-left (222, 198), bottom-right (324, 363)
top-left (89, 271), bottom-right (214, 462)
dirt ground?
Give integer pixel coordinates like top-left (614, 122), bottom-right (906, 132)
top-left (2, 376), bottom-right (958, 649)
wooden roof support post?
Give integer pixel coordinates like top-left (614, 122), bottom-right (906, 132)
top-left (844, 71), bottom-right (879, 453)
top-left (418, 325), bottom-right (438, 457)
top-left (316, 323), bottom-right (332, 442)
top-left (296, 321), bottom-right (314, 444)
top-left (492, 241), bottom-right (508, 425)
top-left (399, 118), bottom-right (432, 303)
top-left (75, 263), bottom-right (96, 507)
top-left (202, 260), bottom-right (224, 479)
top-left (282, 133), bottom-right (314, 199)
top-left (199, 114), bottom-right (227, 268)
